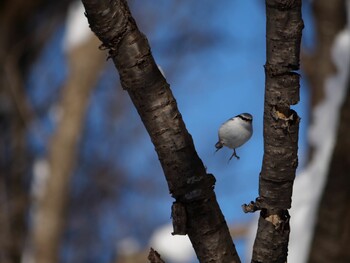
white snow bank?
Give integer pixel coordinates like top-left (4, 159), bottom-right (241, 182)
top-left (63, 1), bottom-right (93, 52)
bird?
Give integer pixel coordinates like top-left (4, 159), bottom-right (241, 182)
top-left (215, 113), bottom-right (253, 161)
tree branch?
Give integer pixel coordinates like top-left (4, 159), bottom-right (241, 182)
top-left (246, 1), bottom-right (303, 262)
top-left (148, 248), bottom-right (165, 263)
top-left (81, 0), bottom-right (240, 262)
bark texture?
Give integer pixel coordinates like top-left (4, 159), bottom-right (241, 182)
top-left (81, 0), bottom-right (240, 262)
top-left (248, 1), bottom-right (303, 262)
top-left (32, 36), bottom-right (105, 263)
top-left (308, 78), bottom-right (350, 263)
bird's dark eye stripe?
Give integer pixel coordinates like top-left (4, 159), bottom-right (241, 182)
top-left (237, 115), bottom-right (252, 122)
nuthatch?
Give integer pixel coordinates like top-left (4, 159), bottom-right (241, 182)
top-left (215, 113), bottom-right (253, 160)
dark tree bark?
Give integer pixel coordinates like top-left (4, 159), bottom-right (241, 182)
top-left (307, 77), bottom-right (350, 263)
top-left (243, 1), bottom-right (303, 262)
top-left (81, 0), bottom-right (240, 262)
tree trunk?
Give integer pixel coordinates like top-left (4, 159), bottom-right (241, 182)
top-left (302, 0), bottom-right (346, 161)
top-left (300, 0), bottom-right (349, 261)
top-left (81, 0), bottom-right (241, 262)
top-left (302, 0), bottom-right (346, 108)
top-left (0, 1), bottom-right (68, 262)
top-left (245, 1), bottom-right (303, 262)
top-left (31, 35), bottom-right (105, 263)
top-left (308, 75), bottom-right (350, 263)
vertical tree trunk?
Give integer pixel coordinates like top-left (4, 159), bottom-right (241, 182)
top-left (31, 36), bottom-right (105, 263)
top-left (302, 0), bottom-right (346, 108)
top-left (304, 0), bottom-right (350, 262)
top-left (81, 0), bottom-right (241, 262)
top-left (308, 77), bottom-right (350, 263)
top-left (0, 2), bottom-right (67, 262)
top-left (244, 1), bottom-right (303, 262)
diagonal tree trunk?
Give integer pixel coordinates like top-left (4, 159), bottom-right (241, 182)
top-left (243, 1), bottom-right (303, 262)
top-left (81, 0), bottom-right (240, 262)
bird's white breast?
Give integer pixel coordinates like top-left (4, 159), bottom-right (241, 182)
top-left (218, 118), bottom-right (252, 149)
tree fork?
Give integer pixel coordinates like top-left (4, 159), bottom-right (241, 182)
top-left (81, 0), bottom-right (241, 262)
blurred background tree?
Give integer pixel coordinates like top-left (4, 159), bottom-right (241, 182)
top-left (0, 0), bottom-right (349, 263)
top-left (303, 1), bottom-right (350, 263)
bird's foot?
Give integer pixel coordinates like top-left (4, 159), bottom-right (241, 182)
top-left (228, 150), bottom-right (240, 162)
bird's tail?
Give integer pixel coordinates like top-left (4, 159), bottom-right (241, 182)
top-left (215, 141), bottom-right (223, 152)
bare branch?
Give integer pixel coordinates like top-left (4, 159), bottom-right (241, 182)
top-left (81, 0), bottom-right (241, 262)
top-left (148, 248), bottom-right (165, 263)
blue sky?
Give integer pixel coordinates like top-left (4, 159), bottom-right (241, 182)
top-left (26, 1), bottom-right (314, 262)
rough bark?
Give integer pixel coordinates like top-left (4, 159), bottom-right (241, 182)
top-left (81, 0), bottom-right (240, 262)
top-left (307, 77), bottom-right (350, 263)
top-left (244, 1), bottom-right (303, 262)
top-left (32, 36), bottom-right (105, 263)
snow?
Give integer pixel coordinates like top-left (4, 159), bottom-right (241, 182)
top-left (63, 1), bottom-right (93, 52)
top-left (31, 158), bottom-right (50, 199)
top-left (288, 5), bottom-right (350, 263)
top-left (149, 224), bottom-right (195, 263)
